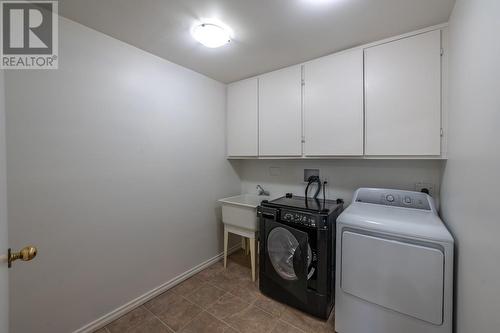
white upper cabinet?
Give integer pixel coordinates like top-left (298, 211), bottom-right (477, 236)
top-left (259, 65), bottom-right (302, 156)
top-left (226, 78), bottom-right (258, 156)
top-left (304, 49), bottom-right (364, 156)
top-left (225, 27), bottom-right (445, 159)
top-left (364, 30), bottom-right (442, 156)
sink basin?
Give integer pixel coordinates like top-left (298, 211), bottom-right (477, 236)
top-left (218, 194), bottom-right (270, 230)
top-left (219, 194), bottom-right (269, 208)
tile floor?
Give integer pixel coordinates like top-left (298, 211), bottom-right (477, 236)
top-left (95, 250), bottom-right (335, 333)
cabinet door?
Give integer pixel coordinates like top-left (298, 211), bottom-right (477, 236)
top-left (304, 49), bottom-right (364, 156)
top-left (365, 30), bottom-right (442, 156)
top-left (259, 66), bottom-right (302, 156)
top-left (227, 78), bottom-right (258, 156)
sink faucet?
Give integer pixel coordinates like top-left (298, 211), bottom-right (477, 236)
top-left (256, 185), bottom-right (270, 196)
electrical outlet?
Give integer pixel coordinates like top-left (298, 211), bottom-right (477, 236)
top-left (415, 183), bottom-right (435, 196)
top-left (304, 169), bottom-right (319, 182)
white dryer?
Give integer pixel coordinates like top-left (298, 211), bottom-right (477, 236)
top-left (335, 188), bottom-right (453, 333)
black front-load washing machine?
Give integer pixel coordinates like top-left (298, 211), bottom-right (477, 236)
top-left (257, 195), bottom-right (343, 319)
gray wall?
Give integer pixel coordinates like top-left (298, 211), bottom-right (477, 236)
top-left (440, 0), bottom-right (500, 332)
top-left (239, 159), bottom-right (443, 204)
top-left (5, 18), bottom-right (240, 333)
top-left (0, 70), bottom-right (8, 333)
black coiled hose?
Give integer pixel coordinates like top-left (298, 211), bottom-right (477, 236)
top-left (305, 175), bottom-right (321, 199)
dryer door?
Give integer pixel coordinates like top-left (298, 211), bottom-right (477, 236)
top-left (264, 220), bottom-right (310, 302)
top-left (341, 231), bottom-right (444, 325)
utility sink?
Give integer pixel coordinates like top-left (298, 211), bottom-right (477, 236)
top-left (218, 194), bottom-right (269, 230)
top-left (219, 194), bottom-right (270, 281)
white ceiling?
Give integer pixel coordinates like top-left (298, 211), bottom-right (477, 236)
top-left (59, 0), bottom-right (455, 83)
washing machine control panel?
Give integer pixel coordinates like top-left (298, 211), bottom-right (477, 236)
top-left (354, 188), bottom-right (432, 211)
top-left (281, 209), bottom-right (318, 227)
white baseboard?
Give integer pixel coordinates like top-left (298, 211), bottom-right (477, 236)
top-left (74, 243), bottom-right (242, 333)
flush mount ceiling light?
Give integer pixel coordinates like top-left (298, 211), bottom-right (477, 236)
top-left (302, 0), bottom-right (346, 5)
top-left (191, 20), bottom-right (233, 48)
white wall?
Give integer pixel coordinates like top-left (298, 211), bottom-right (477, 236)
top-left (4, 17), bottom-right (240, 333)
top-left (440, 0), bottom-right (500, 332)
top-left (0, 70), bottom-right (8, 333)
top-left (239, 159), bottom-right (443, 204)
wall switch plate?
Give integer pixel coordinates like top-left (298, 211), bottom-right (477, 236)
top-left (415, 182), bottom-right (435, 196)
top-left (304, 169), bottom-right (319, 182)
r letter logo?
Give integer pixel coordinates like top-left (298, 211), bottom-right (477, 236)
top-left (1, 1), bottom-right (58, 69)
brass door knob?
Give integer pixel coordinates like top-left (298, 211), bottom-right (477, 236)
top-left (8, 246), bottom-right (38, 268)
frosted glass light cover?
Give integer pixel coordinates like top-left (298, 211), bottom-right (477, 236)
top-left (191, 23), bottom-right (231, 48)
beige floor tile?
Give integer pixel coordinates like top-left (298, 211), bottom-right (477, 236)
top-left (226, 279), bottom-right (260, 303)
top-left (185, 283), bottom-right (226, 309)
top-left (196, 261), bottom-right (225, 281)
top-left (171, 276), bottom-right (204, 296)
top-left (280, 306), bottom-right (333, 333)
top-left (208, 271), bottom-right (245, 294)
top-left (144, 289), bottom-right (184, 316)
top-left (92, 329), bottom-right (108, 333)
top-left (104, 253), bottom-right (337, 333)
top-left (156, 297), bottom-right (203, 331)
top-left (107, 306), bottom-right (155, 333)
top-left (209, 255), bottom-right (254, 283)
top-left (271, 320), bottom-right (305, 333)
top-left (227, 249), bottom-right (256, 269)
top-left (207, 257), bottom-right (260, 303)
top-left (253, 293), bottom-right (287, 318)
top-left (324, 310), bottom-right (335, 333)
top-left (225, 305), bottom-right (278, 333)
top-left (126, 317), bottom-right (173, 333)
top-left (179, 312), bottom-right (237, 333)
top-left (225, 261), bottom-right (253, 280)
top-left (206, 293), bottom-right (249, 320)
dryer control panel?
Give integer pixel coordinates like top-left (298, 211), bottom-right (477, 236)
top-left (281, 209), bottom-right (318, 227)
top-left (353, 188), bottom-right (433, 211)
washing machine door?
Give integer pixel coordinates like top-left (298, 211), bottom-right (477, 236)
top-left (264, 220), bottom-right (310, 302)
